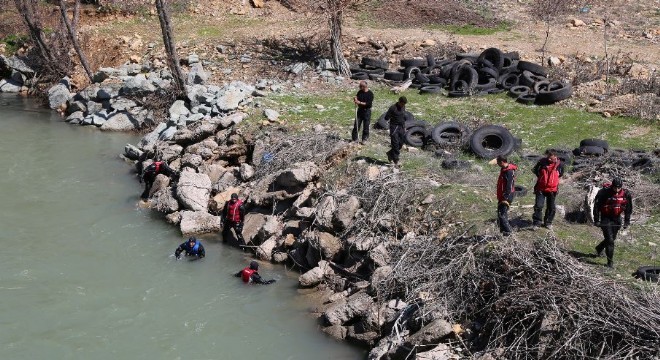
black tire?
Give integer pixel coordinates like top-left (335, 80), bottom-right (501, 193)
top-left (514, 185), bottom-right (528, 197)
top-left (447, 90), bottom-right (470, 98)
top-left (469, 125), bottom-right (516, 159)
top-left (404, 66), bottom-right (422, 80)
top-left (478, 66), bottom-right (499, 81)
top-left (405, 119), bottom-right (428, 130)
top-left (442, 159), bottom-right (471, 170)
top-left (369, 73), bottom-right (384, 81)
top-left (419, 85), bottom-right (443, 94)
top-left (523, 154), bottom-right (543, 163)
top-left (404, 111), bottom-right (414, 123)
top-left (375, 112), bottom-right (389, 129)
top-left (478, 48), bottom-right (505, 71)
top-left (516, 93), bottom-right (537, 105)
top-left (401, 59), bottom-right (426, 68)
top-left (384, 71), bottom-right (405, 81)
top-left (350, 72), bottom-right (369, 80)
top-left (451, 80), bottom-right (469, 92)
top-left (476, 78), bottom-right (497, 92)
top-left (498, 73), bottom-right (519, 89)
top-left (415, 72), bottom-right (430, 84)
top-left (536, 82), bottom-right (573, 104)
top-left (533, 80), bottom-right (551, 94)
top-left (431, 121), bottom-right (469, 146)
top-left (428, 76), bottom-right (447, 86)
top-left (487, 87), bottom-right (505, 94)
top-left (455, 53), bottom-right (479, 63)
top-left (517, 60), bottom-right (549, 77)
top-left (504, 51), bottom-right (520, 60)
top-left (361, 57), bottom-right (388, 70)
top-left (360, 67), bottom-right (385, 75)
top-left (426, 54), bottom-right (436, 68)
top-left (579, 138), bottom-right (609, 151)
top-left (404, 126), bottom-right (427, 147)
top-left (451, 66), bottom-right (478, 92)
top-left (519, 70), bottom-right (544, 88)
top-left (634, 266), bottom-right (660, 282)
top-left (509, 85), bottom-right (530, 98)
top-left (576, 145), bottom-right (605, 156)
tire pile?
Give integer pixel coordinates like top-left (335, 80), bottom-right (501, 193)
top-left (353, 48), bottom-right (573, 105)
top-left (374, 113), bottom-right (522, 162)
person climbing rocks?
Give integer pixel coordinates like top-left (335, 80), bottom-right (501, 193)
top-left (140, 159), bottom-right (177, 199)
top-left (174, 237), bottom-right (206, 260)
top-left (385, 96), bottom-right (408, 166)
top-left (222, 193), bottom-right (246, 244)
top-left (496, 155), bottom-right (518, 237)
top-left (593, 177), bottom-right (633, 268)
top-left (532, 149), bottom-right (565, 230)
top-left (234, 261), bottom-right (276, 285)
top-left (352, 80), bottom-right (374, 144)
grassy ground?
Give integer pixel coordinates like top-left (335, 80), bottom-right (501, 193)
top-left (242, 84), bottom-right (660, 280)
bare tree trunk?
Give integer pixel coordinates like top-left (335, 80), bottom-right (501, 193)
top-left (540, 19), bottom-right (551, 66)
top-left (14, 0), bottom-right (56, 65)
top-left (58, 0), bottom-right (93, 82)
top-left (155, 0), bottom-right (185, 94)
top-left (603, 18), bottom-right (610, 84)
top-left (328, 2), bottom-right (350, 77)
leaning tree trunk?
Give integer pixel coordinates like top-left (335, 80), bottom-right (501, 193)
top-left (14, 0), bottom-right (56, 66)
top-left (58, 0), bottom-right (93, 83)
top-left (155, 0), bottom-right (186, 94)
top-left (329, 4), bottom-right (350, 77)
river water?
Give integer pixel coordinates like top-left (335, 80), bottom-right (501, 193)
top-left (0, 94), bottom-right (363, 359)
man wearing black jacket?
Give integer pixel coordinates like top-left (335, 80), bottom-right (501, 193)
top-left (352, 80), bottom-right (374, 143)
top-left (593, 177), bottom-right (633, 268)
top-left (235, 261), bottom-right (276, 285)
top-left (385, 96), bottom-right (408, 166)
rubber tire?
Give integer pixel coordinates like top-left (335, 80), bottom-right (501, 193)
top-left (533, 80), bottom-right (551, 94)
top-left (369, 73), bottom-right (384, 81)
top-left (498, 73), bottom-right (519, 89)
top-left (426, 54), bottom-right (436, 68)
top-left (447, 91), bottom-right (470, 98)
top-left (404, 126), bottom-right (427, 147)
top-left (404, 66), bottom-right (422, 80)
top-left (375, 112), bottom-right (389, 129)
top-left (476, 78), bottom-right (497, 92)
top-left (576, 145), bottom-right (605, 156)
top-left (455, 53), bottom-right (479, 63)
top-left (428, 76), bottom-right (447, 86)
top-left (487, 88), bottom-right (505, 94)
top-left (536, 82), bottom-right (573, 104)
top-left (451, 80), bottom-right (469, 92)
top-left (469, 125), bottom-right (516, 159)
top-left (517, 60), bottom-right (549, 77)
top-left (431, 121), bottom-right (469, 146)
top-left (415, 72), bottom-right (430, 84)
top-left (509, 85), bottom-right (530, 98)
top-left (361, 57), bottom-right (388, 70)
top-left (514, 185), bottom-right (528, 197)
top-left (478, 48), bottom-right (505, 71)
top-left (634, 266), bottom-right (660, 282)
top-left (516, 93), bottom-right (537, 105)
top-left (442, 159), bottom-right (471, 170)
top-left (401, 59), bottom-right (426, 68)
top-left (579, 139), bottom-right (609, 151)
top-left (384, 71), bottom-right (405, 81)
top-left (351, 72), bottom-right (369, 80)
top-left (451, 66), bottom-right (478, 92)
top-left (419, 85), bottom-right (443, 94)
top-left (519, 70), bottom-right (545, 88)
top-left (404, 119), bottom-right (428, 130)
top-left (478, 67), bottom-right (499, 81)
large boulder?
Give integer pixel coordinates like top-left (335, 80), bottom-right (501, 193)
top-left (333, 196), bottom-right (360, 231)
top-left (179, 210), bottom-right (222, 235)
top-left (47, 81), bottom-right (71, 109)
top-left (216, 87), bottom-right (248, 111)
top-left (149, 174), bottom-right (170, 198)
top-left (256, 236), bottom-right (278, 261)
top-left (176, 170), bottom-right (212, 211)
top-left (0, 79), bottom-right (22, 92)
top-left (218, 112), bottom-right (247, 129)
top-left (315, 195), bottom-right (337, 231)
top-left (0, 55), bottom-right (34, 76)
top-left (299, 260), bottom-right (334, 287)
top-left (274, 161), bottom-right (319, 190)
top-left (239, 163), bottom-right (255, 181)
top-left (323, 291), bottom-right (374, 326)
top-left (187, 62), bottom-right (208, 85)
top-left (241, 213), bottom-right (267, 245)
top-left (259, 215), bottom-right (283, 240)
top-left (151, 187), bottom-right (180, 214)
top-left (169, 100), bottom-right (190, 121)
top-left (307, 231), bottom-right (342, 260)
top-left (407, 319), bottom-right (454, 347)
top-left (100, 112), bottom-right (138, 131)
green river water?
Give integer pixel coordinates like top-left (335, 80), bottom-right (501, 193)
top-left (0, 94), bottom-right (363, 359)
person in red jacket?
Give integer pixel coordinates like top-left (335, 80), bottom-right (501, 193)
top-left (532, 150), bottom-right (565, 230)
top-left (496, 155), bottom-right (517, 236)
top-left (234, 261), bottom-right (276, 285)
top-left (222, 193), bottom-right (246, 244)
top-left (593, 177), bottom-right (633, 268)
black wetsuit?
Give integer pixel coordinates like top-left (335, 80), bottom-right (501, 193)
top-left (352, 89), bottom-right (374, 142)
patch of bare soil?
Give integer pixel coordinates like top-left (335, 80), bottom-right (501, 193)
top-left (368, 0), bottom-right (501, 28)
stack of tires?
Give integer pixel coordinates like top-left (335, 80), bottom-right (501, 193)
top-left (366, 48), bottom-right (572, 105)
top-left (349, 57), bottom-right (389, 81)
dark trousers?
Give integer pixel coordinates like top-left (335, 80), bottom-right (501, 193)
top-left (596, 216), bottom-right (622, 266)
top-left (222, 221), bottom-right (245, 244)
top-left (141, 173), bottom-right (156, 199)
top-left (533, 191), bottom-right (557, 226)
top-left (387, 126), bottom-right (405, 163)
top-left (352, 108), bottom-right (371, 142)
top-left (497, 202), bottom-right (512, 234)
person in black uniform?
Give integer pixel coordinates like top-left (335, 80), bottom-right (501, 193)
top-left (593, 177), bottom-right (633, 268)
top-left (140, 159), bottom-right (177, 199)
top-left (234, 261), bottom-right (276, 285)
top-left (384, 96), bottom-right (408, 166)
top-left (174, 237), bottom-right (205, 260)
top-left (352, 80), bottom-right (374, 143)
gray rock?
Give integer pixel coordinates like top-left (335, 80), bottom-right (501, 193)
top-left (47, 83), bottom-right (71, 109)
top-left (66, 100), bottom-right (87, 114)
top-left (181, 153), bottom-right (203, 169)
top-left (407, 319), bottom-right (454, 346)
top-left (176, 170), bottom-right (212, 212)
top-left (308, 231), bottom-right (342, 260)
top-left (416, 344), bottom-right (459, 360)
top-left (193, 105), bottom-right (212, 115)
top-left (370, 266), bottom-right (392, 293)
top-left (369, 243), bottom-right (390, 268)
top-left (188, 54), bottom-right (200, 64)
top-left (0, 55), bottom-right (34, 76)
top-left (179, 210), bottom-right (222, 235)
top-left (274, 161), bottom-right (319, 189)
top-left (240, 55), bottom-right (251, 63)
top-left (151, 186), bottom-right (180, 213)
top-left (239, 163), bottom-right (255, 181)
top-left (86, 101), bottom-right (102, 115)
top-left (259, 216), bottom-right (283, 240)
top-left (110, 98), bottom-right (137, 112)
top-left (263, 108), bottom-right (279, 121)
top-left (323, 291), bottom-right (374, 326)
top-left (218, 112), bottom-right (247, 128)
top-left (120, 74), bottom-right (156, 96)
top-left (139, 122), bottom-right (167, 150)
top-left (187, 63), bottom-right (208, 85)
top-left (322, 325), bottom-right (347, 340)
top-left (169, 100), bottom-right (190, 121)
top-left (123, 63), bottom-right (142, 76)
top-left (124, 143), bottom-right (143, 160)
top-left (96, 89), bottom-right (113, 100)
top-left (286, 62), bottom-right (309, 75)
top-left (216, 87), bottom-right (248, 111)
top-left (149, 174), bottom-right (171, 198)
top-left (299, 260), bottom-right (334, 287)
top-left (296, 207), bottom-right (315, 219)
top-left (0, 79), bottom-right (22, 92)
top-left (91, 114), bottom-right (107, 127)
top-left (256, 236), bottom-right (278, 261)
top-left (333, 196), bottom-right (360, 231)
top-left (252, 90), bottom-right (267, 97)
top-left (241, 213), bottom-right (266, 245)
top-left (66, 111), bottom-right (84, 124)
top-left (100, 112), bottom-right (138, 131)
top-left (165, 211), bottom-right (181, 225)
top-left (315, 195), bottom-right (337, 230)
top-left (159, 144), bottom-right (184, 163)
top-left (159, 126), bottom-right (177, 141)
top-left (216, 45), bottom-right (227, 54)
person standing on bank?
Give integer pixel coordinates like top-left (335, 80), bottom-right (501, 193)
top-left (385, 96), bottom-right (408, 166)
top-left (352, 80), bottom-right (374, 144)
top-left (532, 149), bottom-right (564, 230)
top-left (593, 177), bottom-right (633, 268)
top-left (496, 155), bottom-right (518, 237)
top-left (222, 193), bottom-right (246, 244)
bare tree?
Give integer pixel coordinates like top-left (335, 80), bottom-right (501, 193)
top-left (58, 0), bottom-right (93, 82)
top-left (326, 0), bottom-right (351, 76)
top-left (528, 0), bottom-right (582, 65)
top-left (155, 0), bottom-right (185, 94)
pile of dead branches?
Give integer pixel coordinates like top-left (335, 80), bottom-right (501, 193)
top-left (377, 235), bottom-right (660, 359)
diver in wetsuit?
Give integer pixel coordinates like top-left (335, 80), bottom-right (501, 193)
top-left (174, 237), bottom-right (205, 260)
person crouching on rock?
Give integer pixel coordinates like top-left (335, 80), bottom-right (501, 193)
top-left (140, 159), bottom-right (177, 199)
top-left (235, 261), bottom-right (276, 285)
top-left (174, 237), bottom-right (206, 260)
top-left (222, 193), bottom-right (246, 244)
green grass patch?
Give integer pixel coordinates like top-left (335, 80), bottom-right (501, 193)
top-left (1, 34), bottom-right (29, 54)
